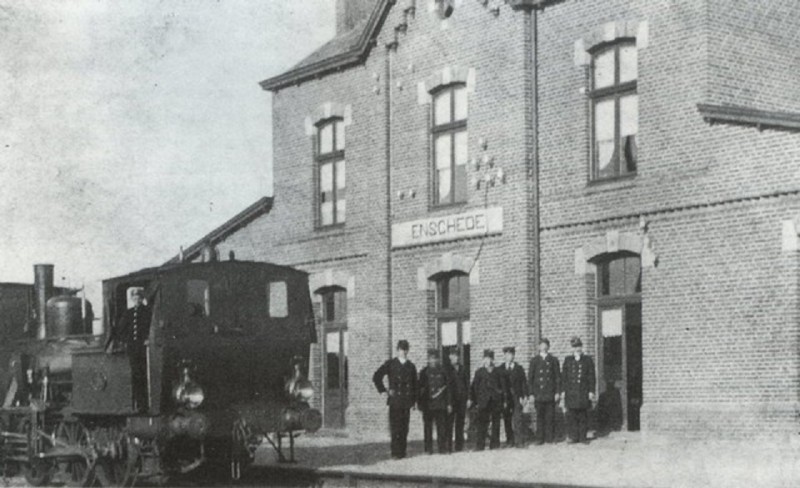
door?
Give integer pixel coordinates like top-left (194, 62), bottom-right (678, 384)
top-left (596, 253), bottom-right (642, 432)
top-left (320, 288), bottom-right (348, 428)
top-left (598, 303), bottom-right (642, 431)
top-left (324, 329), bottom-right (348, 428)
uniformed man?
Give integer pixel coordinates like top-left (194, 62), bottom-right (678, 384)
top-left (498, 346), bottom-right (528, 447)
top-left (468, 349), bottom-right (505, 450)
top-left (561, 336), bottom-right (596, 444)
top-left (418, 349), bottom-right (452, 454)
top-left (104, 288), bottom-right (151, 412)
top-left (444, 349), bottom-right (469, 452)
top-left (372, 340), bottom-right (417, 459)
top-left (528, 337), bottom-right (560, 445)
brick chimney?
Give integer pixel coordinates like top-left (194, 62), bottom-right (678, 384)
top-left (336, 0), bottom-right (375, 34)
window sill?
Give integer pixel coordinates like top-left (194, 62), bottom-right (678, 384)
top-left (428, 201), bottom-right (468, 213)
top-left (316, 223), bottom-right (346, 232)
top-left (585, 174), bottom-right (637, 194)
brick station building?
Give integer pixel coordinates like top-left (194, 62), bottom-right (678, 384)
top-left (179, 0), bottom-right (800, 441)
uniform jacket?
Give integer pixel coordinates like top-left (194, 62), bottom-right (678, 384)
top-left (445, 362), bottom-right (470, 409)
top-left (373, 358), bottom-right (418, 410)
top-left (528, 354), bottom-right (561, 402)
top-left (105, 305), bottom-right (152, 351)
top-left (498, 362), bottom-right (528, 404)
top-left (469, 366), bottom-right (506, 412)
top-left (561, 354), bottom-right (596, 410)
top-left (418, 364), bottom-right (453, 412)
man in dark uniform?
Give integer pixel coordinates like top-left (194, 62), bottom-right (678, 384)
top-left (528, 337), bottom-right (560, 445)
top-left (105, 288), bottom-right (151, 412)
top-left (468, 349), bottom-right (505, 450)
top-left (498, 346), bottom-right (528, 447)
top-left (561, 336), bottom-right (596, 444)
top-left (418, 349), bottom-right (452, 454)
top-left (372, 340), bottom-right (417, 459)
top-left (444, 349), bottom-right (469, 452)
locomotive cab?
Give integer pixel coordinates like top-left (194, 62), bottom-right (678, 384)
top-left (68, 260), bottom-right (319, 484)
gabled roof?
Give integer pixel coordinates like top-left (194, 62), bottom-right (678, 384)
top-left (259, 0), bottom-right (394, 92)
top-left (165, 196), bottom-right (273, 265)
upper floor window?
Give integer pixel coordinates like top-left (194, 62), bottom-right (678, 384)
top-left (591, 42), bottom-right (638, 181)
top-left (316, 118), bottom-right (346, 227)
top-left (432, 84), bottom-right (468, 206)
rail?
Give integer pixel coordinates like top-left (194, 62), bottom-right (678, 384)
top-left (316, 468), bottom-right (593, 488)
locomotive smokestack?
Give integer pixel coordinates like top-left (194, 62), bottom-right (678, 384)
top-left (33, 264), bottom-right (54, 340)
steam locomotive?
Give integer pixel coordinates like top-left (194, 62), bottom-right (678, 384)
top-left (0, 258), bottom-right (321, 486)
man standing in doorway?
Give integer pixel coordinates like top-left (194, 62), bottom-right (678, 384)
top-left (445, 349), bottom-right (469, 452)
top-left (469, 349), bottom-right (505, 450)
top-left (498, 346), bottom-right (528, 447)
top-left (105, 288), bottom-right (151, 412)
top-left (418, 349), bottom-right (452, 454)
top-left (528, 338), bottom-right (560, 445)
top-left (373, 340), bottom-right (417, 459)
top-left (561, 336), bottom-right (596, 444)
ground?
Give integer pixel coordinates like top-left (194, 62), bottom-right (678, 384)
top-left (306, 431), bottom-right (800, 488)
top-left (2, 432), bottom-right (798, 487)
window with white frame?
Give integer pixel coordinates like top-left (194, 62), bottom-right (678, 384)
top-left (590, 42), bottom-right (638, 181)
top-left (432, 84), bottom-right (468, 206)
top-left (316, 118), bottom-right (346, 226)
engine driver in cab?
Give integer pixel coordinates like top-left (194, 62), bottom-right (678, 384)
top-left (105, 287), bottom-right (151, 412)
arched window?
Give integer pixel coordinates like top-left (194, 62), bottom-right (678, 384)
top-left (318, 286), bottom-right (348, 428)
top-left (432, 84), bottom-right (468, 205)
top-left (594, 252), bottom-right (642, 432)
top-left (316, 118), bottom-right (346, 227)
top-left (434, 272), bottom-right (470, 372)
top-left (590, 41), bottom-right (638, 181)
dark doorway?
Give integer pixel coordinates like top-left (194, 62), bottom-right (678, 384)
top-left (434, 272), bottom-right (471, 374)
top-left (319, 288), bottom-right (348, 429)
top-left (595, 254), bottom-right (642, 432)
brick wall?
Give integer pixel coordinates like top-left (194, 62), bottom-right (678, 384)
top-left (537, 0), bottom-right (800, 439)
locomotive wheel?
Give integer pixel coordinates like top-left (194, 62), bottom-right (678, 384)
top-left (95, 433), bottom-right (139, 487)
top-left (54, 420), bottom-right (94, 487)
top-left (20, 417), bottom-right (54, 487)
top-left (23, 459), bottom-right (54, 487)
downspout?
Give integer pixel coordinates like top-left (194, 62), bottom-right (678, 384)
top-left (385, 41), bottom-right (396, 359)
top-left (531, 7), bottom-right (542, 348)
top-left (518, 2), bottom-right (541, 352)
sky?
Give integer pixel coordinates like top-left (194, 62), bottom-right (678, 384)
top-left (0, 1), bottom-right (335, 310)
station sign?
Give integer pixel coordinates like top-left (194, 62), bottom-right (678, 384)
top-left (391, 207), bottom-right (503, 248)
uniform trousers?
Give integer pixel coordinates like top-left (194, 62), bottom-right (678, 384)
top-left (566, 407), bottom-right (589, 442)
top-left (534, 401), bottom-right (556, 443)
top-left (129, 346), bottom-right (148, 411)
top-left (446, 405), bottom-right (466, 452)
top-left (389, 406), bottom-right (411, 458)
top-left (475, 402), bottom-right (501, 450)
top-left (422, 409), bottom-right (448, 454)
top-left (503, 401), bottom-right (525, 446)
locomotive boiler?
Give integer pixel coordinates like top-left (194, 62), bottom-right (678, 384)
top-left (0, 259), bottom-right (321, 486)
